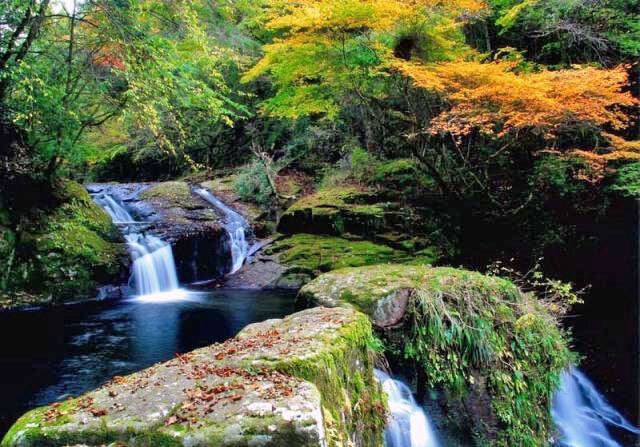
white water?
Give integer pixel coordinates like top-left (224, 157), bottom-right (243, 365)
top-left (193, 187), bottom-right (249, 274)
top-left (91, 192), bottom-right (183, 300)
top-left (93, 193), bottom-right (136, 224)
top-left (375, 369), bottom-right (440, 447)
top-left (552, 367), bottom-right (640, 447)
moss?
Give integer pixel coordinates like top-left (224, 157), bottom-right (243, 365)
top-left (370, 158), bottom-right (434, 197)
top-left (267, 234), bottom-right (437, 281)
top-left (299, 265), bottom-right (575, 447)
top-left (265, 311), bottom-right (386, 447)
top-left (277, 186), bottom-right (387, 237)
top-left (0, 180), bottom-right (126, 306)
top-left (140, 181), bottom-right (197, 209)
top-left (3, 308), bottom-right (387, 447)
top-left (287, 186), bottom-right (381, 213)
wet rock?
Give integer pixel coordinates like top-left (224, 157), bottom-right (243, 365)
top-left (0, 181), bottom-right (128, 309)
top-left (89, 182), bottom-right (232, 282)
top-left (2, 307), bottom-right (387, 447)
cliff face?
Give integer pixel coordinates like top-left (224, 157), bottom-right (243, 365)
top-left (0, 181), bottom-right (128, 309)
top-left (2, 307), bottom-right (387, 447)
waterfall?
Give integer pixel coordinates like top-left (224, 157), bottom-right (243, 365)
top-left (126, 234), bottom-right (180, 296)
top-left (91, 192), bottom-right (182, 300)
top-left (375, 369), bottom-right (440, 447)
top-left (193, 187), bottom-right (249, 274)
top-left (552, 367), bottom-right (640, 446)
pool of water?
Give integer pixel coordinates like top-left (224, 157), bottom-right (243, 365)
top-left (0, 289), bottom-right (295, 436)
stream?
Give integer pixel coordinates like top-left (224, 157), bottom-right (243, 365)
top-left (1, 186), bottom-right (639, 445)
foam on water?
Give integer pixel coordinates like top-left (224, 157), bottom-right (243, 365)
top-left (552, 367), bottom-right (640, 447)
top-left (91, 192), bottom-right (184, 301)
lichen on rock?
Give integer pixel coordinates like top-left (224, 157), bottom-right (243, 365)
top-left (298, 264), bottom-right (574, 446)
top-left (2, 307), bottom-right (387, 447)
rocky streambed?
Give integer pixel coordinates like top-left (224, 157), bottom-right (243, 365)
top-left (2, 264), bottom-right (575, 447)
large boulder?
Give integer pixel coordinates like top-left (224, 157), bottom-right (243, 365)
top-left (270, 185), bottom-right (442, 290)
top-left (0, 181), bottom-right (128, 308)
top-left (263, 234), bottom-right (437, 290)
top-left (298, 265), bottom-right (573, 447)
top-left (2, 307), bottom-right (387, 447)
top-left (277, 186), bottom-right (387, 238)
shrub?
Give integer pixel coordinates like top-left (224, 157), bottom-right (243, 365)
top-left (234, 161), bottom-right (274, 206)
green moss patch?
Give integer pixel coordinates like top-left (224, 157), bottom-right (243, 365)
top-left (370, 159), bottom-right (434, 198)
top-left (0, 181), bottom-right (126, 307)
top-left (268, 234), bottom-right (437, 278)
top-left (278, 186), bottom-right (389, 237)
top-left (299, 265), bottom-right (574, 446)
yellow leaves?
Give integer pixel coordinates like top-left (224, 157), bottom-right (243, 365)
top-left (603, 133), bottom-right (640, 153)
top-left (266, 0), bottom-right (487, 35)
top-left (396, 61), bottom-right (637, 140)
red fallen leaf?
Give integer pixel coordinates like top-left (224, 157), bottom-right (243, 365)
top-left (230, 394), bottom-right (243, 401)
top-left (164, 416), bottom-right (179, 426)
top-left (90, 408), bottom-right (107, 417)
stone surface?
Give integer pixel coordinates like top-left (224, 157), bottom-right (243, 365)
top-left (88, 182), bottom-right (232, 282)
top-left (2, 307), bottom-right (386, 447)
top-left (0, 181), bottom-right (128, 309)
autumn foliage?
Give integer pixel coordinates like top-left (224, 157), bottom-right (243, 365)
top-left (395, 61), bottom-right (637, 146)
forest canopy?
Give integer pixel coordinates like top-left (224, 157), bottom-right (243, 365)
top-left (1, 0), bottom-right (639, 264)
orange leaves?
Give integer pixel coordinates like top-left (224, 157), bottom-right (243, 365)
top-left (396, 61), bottom-right (637, 140)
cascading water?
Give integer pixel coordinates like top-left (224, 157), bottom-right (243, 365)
top-left (91, 192), bottom-right (182, 300)
top-left (92, 193), bottom-right (136, 224)
top-left (375, 369), bottom-right (440, 447)
top-left (552, 367), bottom-right (640, 446)
top-left (193, 187), bottom-right (249, 274)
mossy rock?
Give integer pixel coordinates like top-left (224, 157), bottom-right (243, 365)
top-left (278, 186), bottom-right (387, 237)
top-left (140, 181), bottom-right (201, 211)
top-left (298, 265), bottom-right (574, 446)
top-left (2, 307), bottom-right (387, 447)
top-left (1, 181), bottom-right (127, 306)
top-left (369, 159), bottom-right (435, 199)
top-left (268, 234), bottom-right (437, 280)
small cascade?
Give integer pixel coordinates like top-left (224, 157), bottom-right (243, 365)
top-left (92, 193), bottom-right (136, 224)
top-left (193, 187), bottom-right (249, 274)
top-left (91, 191), bottom-right (182, 300)
top-left (552, 367), bottom-right (640, 447)
top-left (375, 369), bottom-right (440, 447)
top-left (126, 234), bottom-right (180, 296)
